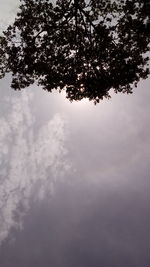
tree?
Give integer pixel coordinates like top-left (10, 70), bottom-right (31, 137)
top-left (0, 0), bottom-right (150, 103)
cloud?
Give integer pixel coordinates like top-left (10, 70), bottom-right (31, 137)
top-left (0, 90), bottom-right (70, 245)
top-left (0, 0), bottom-right (20, 34)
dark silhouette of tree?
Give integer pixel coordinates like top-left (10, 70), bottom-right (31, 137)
top-left (0, 0), bottom-right (150, 103)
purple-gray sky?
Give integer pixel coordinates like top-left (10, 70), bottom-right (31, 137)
top-left (0, 1), bottom-right (150, 266)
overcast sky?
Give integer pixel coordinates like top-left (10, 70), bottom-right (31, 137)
top-left (0, 1), bottom-right (150, 266)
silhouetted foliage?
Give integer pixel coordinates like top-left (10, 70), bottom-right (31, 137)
top-left (0, 0), bottom-right (150, 103)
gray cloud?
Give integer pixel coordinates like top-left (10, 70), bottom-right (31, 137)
top-left (0, 88), bottom-right (70, 245)
top-left (1, 178), bottom-right (150, 267)
top-left (0, 73), bottom-right (150, 267)
top-left (0, 0), bottom-right (19, 34)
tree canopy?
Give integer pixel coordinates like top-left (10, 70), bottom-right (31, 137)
top-left (0, 0), bottom-right (150, 103)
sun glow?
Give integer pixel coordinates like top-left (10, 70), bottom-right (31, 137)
top-left (67, 98), bottom-right (92, 111)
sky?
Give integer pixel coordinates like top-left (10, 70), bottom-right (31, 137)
top-left (0, 1), bottom-right (150, 266)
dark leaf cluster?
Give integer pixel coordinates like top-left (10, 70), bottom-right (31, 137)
top-left (0, 0), bottom-right (150, 103)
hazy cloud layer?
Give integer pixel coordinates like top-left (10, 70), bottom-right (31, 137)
top-left (0, 89), bottom-right (70, 245)
top-left (0, 0), bottom-right (19, 33)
